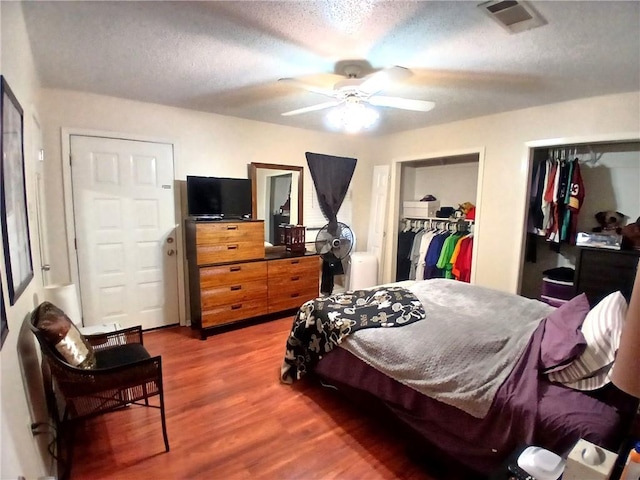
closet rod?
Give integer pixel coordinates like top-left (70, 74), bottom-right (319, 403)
top-left (401, 216), bottom-right (474, 223)
top-left (549, 146), bottom-right (602, 165)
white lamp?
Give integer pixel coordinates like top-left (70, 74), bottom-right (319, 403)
top-left (44, 283), bottom-right (83, 326)
top-left (611, 266), bottom-right (640, 398)
top-left (327, 98), bottom-right (379, 133)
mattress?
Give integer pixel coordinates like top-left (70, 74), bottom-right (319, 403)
top-left (313, 320), bottom-right (637, 475)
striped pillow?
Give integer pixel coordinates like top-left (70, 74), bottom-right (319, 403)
top-left (547, 291), bottom-right (627, 390)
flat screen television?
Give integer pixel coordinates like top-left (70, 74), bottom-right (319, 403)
top-left (186, 175), bottom-right (252, 219)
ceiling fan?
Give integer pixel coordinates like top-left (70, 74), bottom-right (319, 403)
top-left (279, 61), bottom-right (436, 117)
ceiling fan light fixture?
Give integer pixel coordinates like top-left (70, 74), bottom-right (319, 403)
top-left (327, 100), bottom-right (379, 133)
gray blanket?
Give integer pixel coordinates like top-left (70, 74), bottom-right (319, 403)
top-left (339, 279), bottom-right (554, 418)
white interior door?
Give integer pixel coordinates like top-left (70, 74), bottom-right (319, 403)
top-left (367, 165), bottom-right (390, 284)
top-left (70, 135), bottom-right (179, 329)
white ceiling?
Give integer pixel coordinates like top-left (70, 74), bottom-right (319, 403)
top-left (20, 1), bottom-right (640, 136)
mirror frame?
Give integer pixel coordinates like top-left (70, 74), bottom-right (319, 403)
top-left (249, 162), bottom-right (304, 225)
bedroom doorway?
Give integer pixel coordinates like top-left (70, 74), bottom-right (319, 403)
top-left (69, 135), bottom-right (180, 330)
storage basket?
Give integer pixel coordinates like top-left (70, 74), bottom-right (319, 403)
top-left (541, 277), bottom-right (574, 301)
top-left (281, 224), bottom-right (306, 254)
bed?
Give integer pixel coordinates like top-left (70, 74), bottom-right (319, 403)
top-left (280, 279), bottom-right (638, 475)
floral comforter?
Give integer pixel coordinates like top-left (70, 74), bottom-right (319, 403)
top-left (280, 286), bottom-right (425, 384)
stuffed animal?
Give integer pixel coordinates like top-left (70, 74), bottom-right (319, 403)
top-left (592, 211), bottom-right (625, 234)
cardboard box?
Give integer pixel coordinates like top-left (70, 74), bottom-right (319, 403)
top-left (403, 201), bottom-right (440, 219)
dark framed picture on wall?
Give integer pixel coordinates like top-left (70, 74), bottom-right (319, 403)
top-left (1, 75), bottom-right (34, 305)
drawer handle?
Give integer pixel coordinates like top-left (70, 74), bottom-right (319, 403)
top-left (231, 304), bottom-right (242, 310)
top-left (230, 266), bottom-right (241, 272)
top-left (291, 260), bottom-right (300, 264)
top-left (291, 293), bottom-right (300, 298)
top-left (227, 244), bottom-right (238, 250)
top-left (227, 225), bottom-right (238, 230)
top-left (230, 285), bottom-right (242, 291)
top-left (291, 276), bottom-right (300, 281)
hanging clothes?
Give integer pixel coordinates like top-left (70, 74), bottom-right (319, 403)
top-left (408, 227), bottom-right (426, 280)
top-left (529, 158), bottom-right (547, 233)
top-left (526, 149), bottom-right (587, 265)
top-left (396, 228), bottom-right (416, 281)
top-left (436, 233), bottom-right (463, 279)
top-left (453, 236), bottom-right (474, 283)
top-left (565, 159), bottom-right (585, 244)
top-left (415, 229), bottom-right (437, 280)
top-left (424, 231), bottom-right (450, 279)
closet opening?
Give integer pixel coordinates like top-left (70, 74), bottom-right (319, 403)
top-left (394, 152), bottom-right (481, 284)
top-left (519, 140), bottom-right (640, 305)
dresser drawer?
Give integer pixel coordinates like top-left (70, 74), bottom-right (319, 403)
top-left (197, 241), bottom-right (264, 265)
top-left (200, 261), bottom-right (267, 289)
top-left (195, 221), bottom-right (263, 244)
top-left (201, 279), bottom-right (267, 310)
top-left (268, 271), bottom-right (318, 292)
top-left (201, 299), bottom-right (268, 328)
top-left (267, 256), bottom-right (320, 277)
top-left (268, 287), bottom-right (318, 314)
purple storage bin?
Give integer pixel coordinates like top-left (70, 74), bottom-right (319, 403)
top-left (541, 277), bottom-right (574, 301)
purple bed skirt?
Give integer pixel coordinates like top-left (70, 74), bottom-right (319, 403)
top-left (313, 321), bottom-right (637, 474)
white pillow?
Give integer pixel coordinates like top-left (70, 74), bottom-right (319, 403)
top-left (547, 291), bottom-right (627, 390)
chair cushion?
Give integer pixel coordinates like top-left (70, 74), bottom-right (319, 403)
top-left (34, 302), bottom-right (97, 369)
top-left (95, 343), bottom-right (151, 369)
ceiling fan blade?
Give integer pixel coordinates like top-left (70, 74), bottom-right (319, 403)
top-left (281, 100), bottom-right (341, 116)
top-left (358, 66), bottom-right (413, 96)
top-left (368, 96), bottom-right (435, 112)
top-left (278, 78), bottom-right (336, 98)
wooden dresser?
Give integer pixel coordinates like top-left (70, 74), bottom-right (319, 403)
top-left (185, 219), bottom-right (320, 339)
top-left (574, 247), bottom-right (640, 305)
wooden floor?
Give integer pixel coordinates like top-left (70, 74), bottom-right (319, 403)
top-left (69, 316), bottom-right (476, 480)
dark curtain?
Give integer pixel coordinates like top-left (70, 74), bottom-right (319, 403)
top-left (305, 152), bottom-right (357, 294)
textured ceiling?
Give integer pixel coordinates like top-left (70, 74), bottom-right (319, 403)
top-left (20, 1), bottom-right (640, 136)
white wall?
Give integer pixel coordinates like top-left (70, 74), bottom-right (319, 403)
top-left (578, 146), bottom-right (640, 231)
top-left (38, 89), bottom-right (373, 286)
top-left (411, 163), bottom-right (479, 209)
top-left (1, 3), bottom-right (53, 479)
top-left (375, 91), bottom-right (640, 292)
top-left (65, 92), bottom-right (630, 298)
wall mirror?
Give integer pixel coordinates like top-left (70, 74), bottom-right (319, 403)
top-left (249, 162), bottom-right (303, 245)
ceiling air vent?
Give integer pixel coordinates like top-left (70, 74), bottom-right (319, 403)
top-left (478, 0), bottom-right (546, 34)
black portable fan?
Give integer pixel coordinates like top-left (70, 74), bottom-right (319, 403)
top-left (315, 222), bottom-right (355, 294)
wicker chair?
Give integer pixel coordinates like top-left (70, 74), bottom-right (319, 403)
top-left (30, 308), bottom-right (169, 479)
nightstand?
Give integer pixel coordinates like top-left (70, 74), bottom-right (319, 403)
top-left (574, 247), bottom-right (640, 305)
